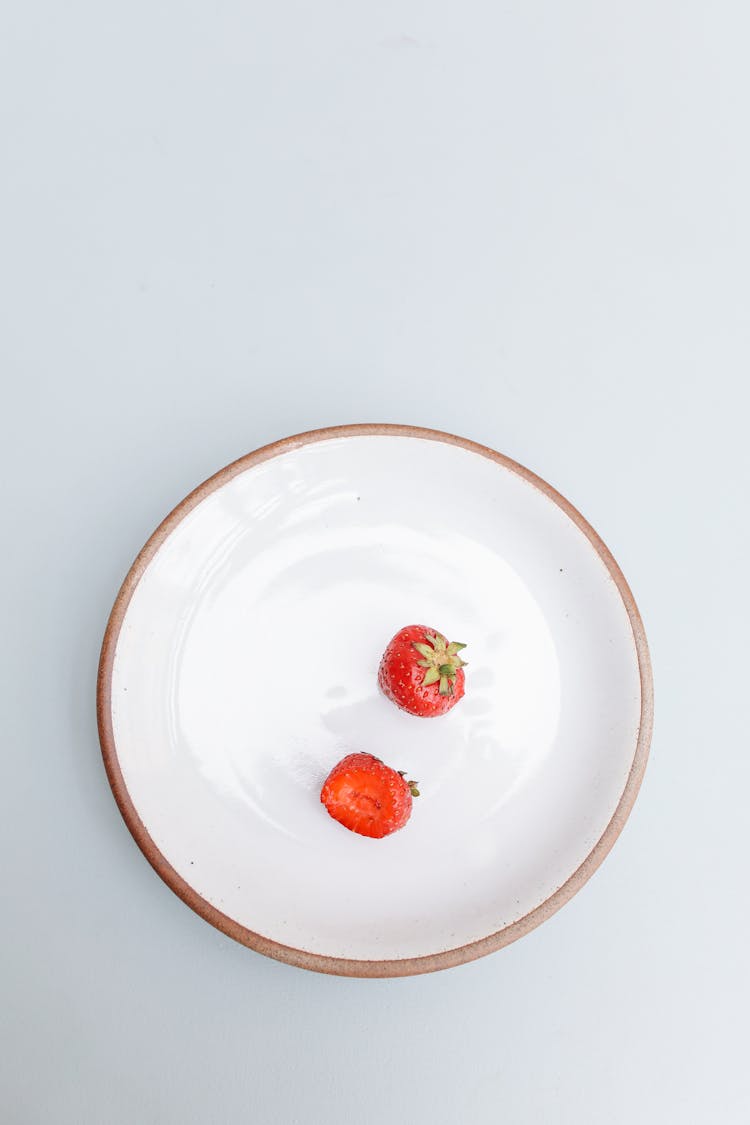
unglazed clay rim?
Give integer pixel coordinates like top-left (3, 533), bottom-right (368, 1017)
top-left (97, 424), bottom-right (653, 977)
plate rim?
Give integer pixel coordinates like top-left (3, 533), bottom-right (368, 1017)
top-left (97, 423), bottom-right (654, 977)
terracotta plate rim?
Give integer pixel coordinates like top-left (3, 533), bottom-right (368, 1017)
top-left (96, 423), bottom-right (654, 977)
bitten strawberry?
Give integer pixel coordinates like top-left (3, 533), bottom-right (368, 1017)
top-left (378, 625), bottom-right (467, 717)
top-left (320, 753), bottom-right (419, 838)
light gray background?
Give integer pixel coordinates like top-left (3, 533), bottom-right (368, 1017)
top-left (2, 2), bottom-right (748, 1122)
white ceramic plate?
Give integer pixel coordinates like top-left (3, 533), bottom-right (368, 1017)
top-left (98, 425), bottom-right (652, 976)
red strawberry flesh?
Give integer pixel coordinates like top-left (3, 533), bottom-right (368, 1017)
top-left (320, 752), bottom-right (415, 838)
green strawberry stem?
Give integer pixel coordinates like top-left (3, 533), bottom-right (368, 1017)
top-left (413, 633), bottom-right (467, 696)
top-left (398, 771), bottom-right (421, 798)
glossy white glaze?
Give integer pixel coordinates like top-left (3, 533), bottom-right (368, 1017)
top-left (111, 435), bottom-right (641, 960)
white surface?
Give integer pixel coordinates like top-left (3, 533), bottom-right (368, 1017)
top-left (112, 433), bottom-right (640, 960)
top-left (1, 1), bottom-right (748, 1122)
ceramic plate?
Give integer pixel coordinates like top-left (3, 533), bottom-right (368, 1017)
top-left (98, 425), bottom-right (652, 976)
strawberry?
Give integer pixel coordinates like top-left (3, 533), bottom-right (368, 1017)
top-left (378, 625), bottom-right (467, 717)
top-left (320, 753), bottom-right (419, 838)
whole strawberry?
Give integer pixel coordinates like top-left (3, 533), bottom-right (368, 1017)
top-left (378, 625), bottom-right (467, 717)
top-left (320, 752), bottom-right (419, 838)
